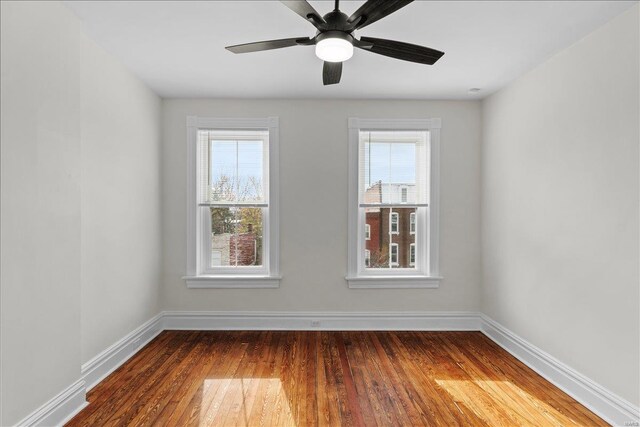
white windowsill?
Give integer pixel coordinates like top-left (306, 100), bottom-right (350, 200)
top-left (346, 275), bottom-right (442, 289)
top-left (183, 275), bottom-right (281, 289)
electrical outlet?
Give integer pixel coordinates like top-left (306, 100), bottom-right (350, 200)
top-left (311, 320), bottom-right (321, 327)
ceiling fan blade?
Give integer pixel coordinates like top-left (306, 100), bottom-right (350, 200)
top-left (357, 37), bottom-right (444, 65)
top-left (280, 1), bottom-right (326, 29)
top-left (226, 37), bottom-right (312, 54)
top-left (348, 0), bottom-right (413, 29)
top-left (323, 61), bottom-right (342, 85)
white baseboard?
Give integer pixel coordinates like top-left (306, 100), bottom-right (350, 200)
top-left (162, 310), bottom-right (482, 331)
top-left (81, 313), bottom-right (163, 391)
top-left (14, 311), bottom-right (639, 427)
top-left (480, 314), bottom-right (640, 426)
top-left (15, 379), bottom-right (88, 427)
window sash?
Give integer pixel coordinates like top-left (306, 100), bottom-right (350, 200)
top-left (198, 130), bottom-right (269, 206)
top-left (357, 131), bottom-right (429, 207)
top-left (200, 206), bottom-right (267, 273)
top-left (194, 125), bottom-right (273, 276)
top-left (353, 127), bottom-right (431, 277)
top-left (361, 206), bottom-right (425, 273)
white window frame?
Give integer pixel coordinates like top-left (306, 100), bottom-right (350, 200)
top-left (409, 243), bottom-right (416, 266)
top-left (410, 212), bottom-right (416, 235)
top-left (390, 243), bottom-right (399, 266)
top-left (389, 212), bottom-right (399, 234)
top-left (184, 116), bottom-right (280, 288)
top-left (365, 249), bottom-right (371, 267)
top-left (346, 118), bottom-right (442, 289)
top-left (365, 224), bottom-right (371, 240)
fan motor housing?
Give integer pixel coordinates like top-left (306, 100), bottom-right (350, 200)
top-left (316, 30), bottom-right (354, 45)
top-left (321, 10), bottom-right (352, 32)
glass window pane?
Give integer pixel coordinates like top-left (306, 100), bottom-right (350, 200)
top-left (237, 140), bottom-right (264, 203)
top-left (364, 206), bottom-right (417, 269)
top-left (205, 134), bottom-right (266, 204)
top-left (209, 140), bottom-right (237, 202)
top-left (359, 131), bottom-right (428, 206)
top-left (210, 207), bottom-right (263, 267)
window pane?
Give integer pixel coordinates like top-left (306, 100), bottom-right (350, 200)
top-left (199, 130), bottom-right (267, 205)
top-left (210, 207), bottom-right (263, 267)
top-left (209, 140), bottom-right (237, 202)
top-left (360, 131), bottom-right (428, 206)
top-left (237, 140), bottom-right (264, 203)
top-left (364, 206), bottom-right (417, 269)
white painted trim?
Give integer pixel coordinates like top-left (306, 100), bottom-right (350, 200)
top-left (480, 314), bottom-right (640, 426)
top-left (185, 116), bottom-right (280, 286)
top-left (15, 379), bottom-right (87, 427)
top-left (81, 313), bottom-right (163, 391)
top-left (184, 275), bottom-right (281, 288)
top-left (348, 117), bottom-right (442, 130)
top-left (18, 311), bottom-right (636, 427)
top-left (346, 276), bottom-right (441, 288)
top-left (163, 311), bottom-right (480, 331)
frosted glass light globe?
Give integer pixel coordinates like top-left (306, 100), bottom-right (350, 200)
top-left (315, 37), bottom-right (354, 62)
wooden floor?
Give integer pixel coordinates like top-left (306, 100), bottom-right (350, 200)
top-left (67, 331), bottom-right (606, 426)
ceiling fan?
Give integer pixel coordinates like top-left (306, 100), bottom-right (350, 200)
top-left (225, 0), bottom-right (445, 85)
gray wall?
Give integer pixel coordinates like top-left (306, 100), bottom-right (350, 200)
top-left (161, 99), bottom-right (482, 312)
top-left (481, 5), bottom-right (639, 405)
top-left (79, 22), bottom-right (162, 366)
top-left (0, 2), bottom-right (162, 424)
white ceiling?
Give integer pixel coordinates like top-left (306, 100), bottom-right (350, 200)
top-left (65, 1), bottom-right (636, 100)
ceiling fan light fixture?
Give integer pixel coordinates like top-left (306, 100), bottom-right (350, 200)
top-left (225, 1), bottom-right (445, 86)
top-left (315, 32), bottom-right (353, 62)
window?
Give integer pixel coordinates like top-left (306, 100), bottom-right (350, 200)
top-left (346, 118), bottom-right (442, 288)
top-left (409, 243), bottom-right (416, 266)
top-left (185, 117), bottom-right (280, 288)
top-left (390, 243), bottom-right (399, 266)
top-left (410, 212), bottom-right (416, 234)
top-left (390, 212), bottom-right (399, 234)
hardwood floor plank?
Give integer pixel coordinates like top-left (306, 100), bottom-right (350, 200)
top-left (160, 331), bottom-right (235, 426)
top-left (70, 331), bottom-right (178, 425)
top-left (102, 331), bottom-right (201, 426)
top-left (67, 331), bottom-right (608, 427)
top-left (339, 332), bottom-right (378, 426)
top-left (128, 332), bottom-right (213, 426)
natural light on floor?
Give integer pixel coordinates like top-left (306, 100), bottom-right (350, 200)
top-left (199, 378), bottom-right (296, 426)
top-left (435, 378), bottom-right (580, 425)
